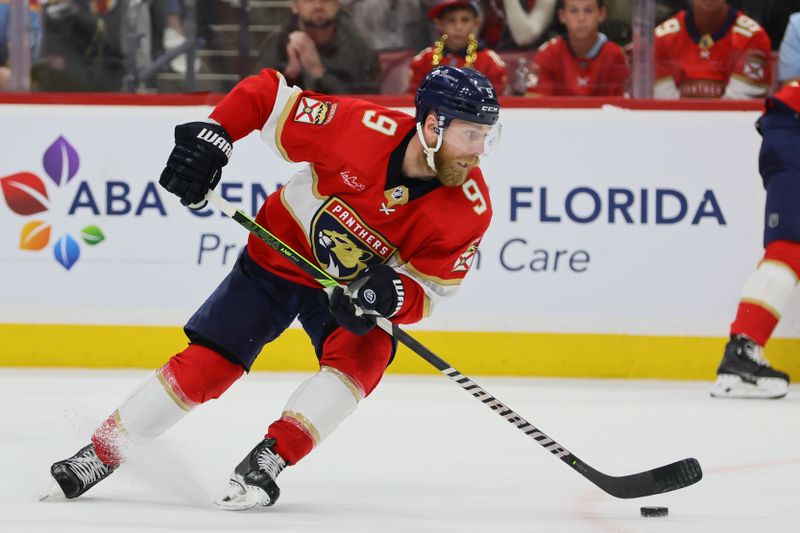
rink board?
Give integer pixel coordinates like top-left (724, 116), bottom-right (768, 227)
top-left (3, 323), bottom-right (800, 380)
top-left (1, 99), bottom-right (799, 378)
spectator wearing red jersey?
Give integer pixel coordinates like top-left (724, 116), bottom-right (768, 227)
top-left (654, 0), bottom-right (772, 99)
top-left (527, 0), bottom-right (629, 96)
top-left (409, 0), bottom-right (507, 94)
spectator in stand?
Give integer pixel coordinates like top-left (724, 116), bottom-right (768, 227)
top-left (158, 0), bottom-right (203, 75)
top-left (653, 0), bottom-right (772, 99)
top-left (526, 0), bottom-right (629, 96)
top-left (341, 0), bottom-right (430, 52)
top-left (409, 0), bottom-right (507, 94)
top-left (260, 0), bottom-right (380, 94)
top-left (473, 0), bottom-right (558, 51)
top-left (709, 12), bottom-right (800, 400)
top-left (0, 0), bottom-right (42, 91)
top-left (32, 0), bottom-right (152, 92)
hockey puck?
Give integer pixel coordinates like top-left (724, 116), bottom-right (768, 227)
top-left (640, 506), bottom-right (668, 517)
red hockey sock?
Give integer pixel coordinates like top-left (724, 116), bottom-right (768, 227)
top-left (730, 302), bottom-right (779, 346)
top-left (764, 240), bottom-right (800, 278)
top-left (730, 240), bottom-right (800, 346)
top-left (92, 414), bottom-right (123, 466)
top-left (266, 417), bottom-right (315, 465)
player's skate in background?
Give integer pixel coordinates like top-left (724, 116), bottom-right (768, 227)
top-left (710, 13), bottom-right (800, 399)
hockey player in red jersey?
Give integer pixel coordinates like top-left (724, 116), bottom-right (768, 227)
top-left (527, 0), bottom-right (629, 97)
top-left (653, 0), bottom-right (772, 99)
top-left (45, 65), bottom-right (501, 509)
top-left (710, 13), bottom-right (800, 399)
top-left (409, 0), bottom-right (507, 95)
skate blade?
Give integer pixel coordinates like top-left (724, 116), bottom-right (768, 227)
top-left (39, 480), bottom-right (65, 502)
top-left (213, 478), bottom-right (270, 511)
top-left (710, 374), bottom-right (788, 399)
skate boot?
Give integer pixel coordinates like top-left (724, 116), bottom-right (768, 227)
top-left (48, 443), bottom-right (118, 499)
top-left (214, 438), bottom-right (287, 511)
top-left (710, 334), bottom-right (790, 399)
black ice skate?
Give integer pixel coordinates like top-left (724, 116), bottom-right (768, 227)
top-left (47, 443), bottom-right (117, 499)
top-left (710, 334), bottom-right (789, 399)
top-left (214, 438), bottom-right (287, 510)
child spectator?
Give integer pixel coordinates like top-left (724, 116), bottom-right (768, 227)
top-left (654, 0), bottom-right (772, 99)
top-left (409, 0), bottom-right (506, 94)
top-left (527, 0), bottom-right (628, 96)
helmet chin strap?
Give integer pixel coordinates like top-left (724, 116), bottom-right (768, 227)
top-left (416, 122), bottom-right (443, 173)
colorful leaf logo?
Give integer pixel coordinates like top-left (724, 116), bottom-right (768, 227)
top-left (43, 136), bottom-right (80, 186)
top-left (19, 220), bottom-right (51, 250)
top-left (4, 137), bottom-right (105, 270)
top-left (0, 172), bottom-right (49, 215)
top-left (54, 234), bottom-right (80, 270)
top-left (81, 225), bottom-right (105, 245)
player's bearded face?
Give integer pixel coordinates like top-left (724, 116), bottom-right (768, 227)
top-left (433, 118), bottom-right (497, 186)
top-left (434, 141), bottom-right (479, 187)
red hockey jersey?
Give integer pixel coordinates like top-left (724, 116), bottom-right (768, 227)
top-left (209, 69), bottom-right (492, 324)
top-left (654, 9), bottom-right (772, 99)
top-left (408, 47), bottom-right (507, 95)
top-left (527, 35), bottom-right (629, 97)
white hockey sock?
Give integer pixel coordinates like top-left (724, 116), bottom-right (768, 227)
top-left (740, 260), bottom-right (799, 319)
top-left (98, 364), bottom-right (197, 453)
top-left (281, 366), bottom-right (364, 446)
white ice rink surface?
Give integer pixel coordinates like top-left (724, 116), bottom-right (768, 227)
top-left (2, 369), bottom-right (799, 533)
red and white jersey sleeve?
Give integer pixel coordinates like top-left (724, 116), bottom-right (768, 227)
top-left (209, 69), bottom-right (492, 324)
top-left (654, 9), bottom-right (772, 99)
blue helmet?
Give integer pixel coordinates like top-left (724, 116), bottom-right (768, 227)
top-left (415, 66), bottom-right (500, 128)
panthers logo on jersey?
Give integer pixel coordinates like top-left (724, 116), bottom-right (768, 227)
top-left (312, 198), bottom-right (397, 280)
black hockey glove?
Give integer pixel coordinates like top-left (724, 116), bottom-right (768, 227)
top-left (159, 121), bottom-right (232, 209)
top-left (328, 265), bottom-right (405, 335)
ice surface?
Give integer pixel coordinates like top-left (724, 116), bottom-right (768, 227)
top-left (2, 368), bottom-right (799, 532)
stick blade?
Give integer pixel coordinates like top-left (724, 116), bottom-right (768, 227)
top-left (600, 457), bottom-right (703, 499)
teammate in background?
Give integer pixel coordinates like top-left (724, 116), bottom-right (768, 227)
top-left (526, 0), bottom-right (629, 97)
top-left (710, 13), bottom-right (800, 399)
top-left (653, 0), bottom-right (772, 99)
top-left (45, 65), bottom-right (501, 509)
top-left (409, 0), bottom-right (507, 94)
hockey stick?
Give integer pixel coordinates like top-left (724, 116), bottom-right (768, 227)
top-left (206, 189), bottom-right (702, 499)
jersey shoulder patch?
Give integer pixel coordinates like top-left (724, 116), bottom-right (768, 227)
top-left (293, 95), bottom-right (338, 126)
top-left (451, 238), bottom-right (481, 273)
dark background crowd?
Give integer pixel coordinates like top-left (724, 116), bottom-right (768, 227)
top-left (1, 0), bottom-right (798, 98)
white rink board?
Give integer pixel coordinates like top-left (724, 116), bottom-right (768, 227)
top-left (1, 103), bottom-right (798, 337)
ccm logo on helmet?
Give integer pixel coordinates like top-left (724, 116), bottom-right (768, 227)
top-left (481, 105), bottom-right (499, 112)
